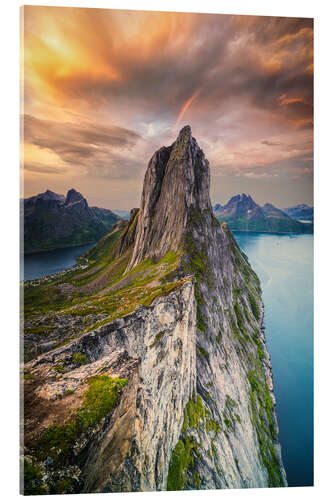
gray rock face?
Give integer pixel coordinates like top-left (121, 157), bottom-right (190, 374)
top-left (25, 280), bottom-right (197, 492)
top-left (127, 126), bottom-right (210, 271)
top-left (23, 126), bottom-right (287, 493)
top-left (64, 188), bottom-right (85, 206)
top-left (126, 126), bottom-right (286, 489)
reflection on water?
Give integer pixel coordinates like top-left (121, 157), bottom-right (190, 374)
top-left (234, 232), bottom-right (313, 487)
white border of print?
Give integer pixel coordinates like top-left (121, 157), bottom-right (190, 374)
top-left (0, 1), bottom-right (331, 499)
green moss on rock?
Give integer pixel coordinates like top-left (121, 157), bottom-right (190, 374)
top-left (167, 395), bottom-right (205, 490)
top-left (73, 352), bottom-right (88, 365)
top-left (37, 376), bottom-right (128, 464)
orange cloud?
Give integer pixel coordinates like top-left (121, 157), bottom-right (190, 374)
top-left (278, 94), bottom-right (306, 106)
top-left (22, 6), bottom-right (199, 111)
top-left (21, 7), bottom-right (313, 207)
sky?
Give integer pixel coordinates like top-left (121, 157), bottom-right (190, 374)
top-left (22, 6), bottom-right (313, 210)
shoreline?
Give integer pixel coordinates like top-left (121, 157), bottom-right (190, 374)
top-left (258, 300), bottom-right (288, 486)
top-left (230, 229), bottom-right (313, 236)
top-left (23, 239), bottom-right (98, 256)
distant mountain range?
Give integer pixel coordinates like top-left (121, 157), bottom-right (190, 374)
top-left (283, 204), bottom-right (313, 221)
top-left (23, 189), bottom-right (121, 254)
top-left (213, 194), bottom-right (313, 234)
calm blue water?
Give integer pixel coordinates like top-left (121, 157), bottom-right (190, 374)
top-left (23, 242), bottom-right (96, 281)
top-left (234, 232), bottom-right (313, 487)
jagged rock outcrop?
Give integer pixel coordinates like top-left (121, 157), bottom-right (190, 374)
top-left (23, 189), bottom-right (120, 254)
top-left (127, 126), bottom-right (210, 270)
top-left (22, 126), bottom-right (287, 494)
top-left (64, 188), bottom-right (86, 206)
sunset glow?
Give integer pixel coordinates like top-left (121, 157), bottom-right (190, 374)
top-left (22, 6), bottom-right (313, 209)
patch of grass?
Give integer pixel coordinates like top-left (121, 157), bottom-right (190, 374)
top-left (183, 395), bottom-right (205, 430)
top-left (78, 376), bottom-right (128, 428)
top-left (247, 367), bottom-right (283, 487)
top-left (193, 471), bottom-right (201, 490)
top-left (249, 293), bottom-right (260, 321)
top-left (197, 307), bottom-right (208, 334)
top-left (149, 331), bottom-right (166, 348)
top-left (167, 395), bottom-right (204, 490)
top-left (159, 250), bottom-right (179, 265)
top-left (55, 478), bottom-right (73, 494)
top-left (248, 371), bottom-right (260, 392)
top-left (206, 418), bottom-right (221, 437)
top-left (24, 324), bottom-right (51, 337)
top-left (233, 302), bottom-right (250, 341)
top-left (252, 331), bottom-right (265, 360)
top-left (23, 370), bottom-right (35, 380)
top-left (196, 344), bottom-right (209, 359)
top-left (73, 352), bottom-right (88, 365)
top-left (223, 417), bottom-right (232, 429)
top-left (38, 376), bottom-right (128, 464)
top-left (167, 391), bottom-right (224, 490)
top-left (23, 459), bottom-right (47, 495)
top-left (225, 394), bottom-right (237, 410)
top-left (54, 363), bottom-right (65, 374)
top-left (166, 436), bottom-right (197, 491)
top-left (194, 285), bottom-right (208, 334)
top-left (65, 389), bottom-right (75, 396)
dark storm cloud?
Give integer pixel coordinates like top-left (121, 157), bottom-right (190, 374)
top-left (24, 115), bottom-right (141, 151)
top-left (24, 114), bottom-right (142, 179)
top-left (24, 8), bottom-right (313, 128)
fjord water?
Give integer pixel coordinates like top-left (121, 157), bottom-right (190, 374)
top-left (234, 232), bottom-right (314, 487)
top-left (23, 242), bottom-right (96, 281)
top-left (23, 231), bottom-right (313, 486)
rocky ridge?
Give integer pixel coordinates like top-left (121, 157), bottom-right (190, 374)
top-left (214, 194), bottom-right (313, 233)
top-left (22, 126), bottom-right (287, 494)
top-left (284, 203), bottom-right (314, 221)
top-left (23, 189), bottom-right (120, 254)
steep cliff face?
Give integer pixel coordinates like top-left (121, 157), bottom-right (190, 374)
top-left (127, 126), bottom-right (210, 270)
top-left (23, 127), bottom-right (286, 494)
top-left (24, 280), bottom-right (196, 493)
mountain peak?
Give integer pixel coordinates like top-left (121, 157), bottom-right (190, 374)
top-left (178, 124), bottom-right (192, 137)
top-left (284, 204), bottom-right (313, 221)
top-left (241, 193), bottom-right (253, 201)
top-left (36, 189), bottom-right (64, 202)
top-left (65, 188), bottom-right (85, 205)
top-left (126, 126), bottom-right (210, 270)
top-left (44, 189), bottom-right (57, 196)
top-left (220, 193), bottom-right (259, 217)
